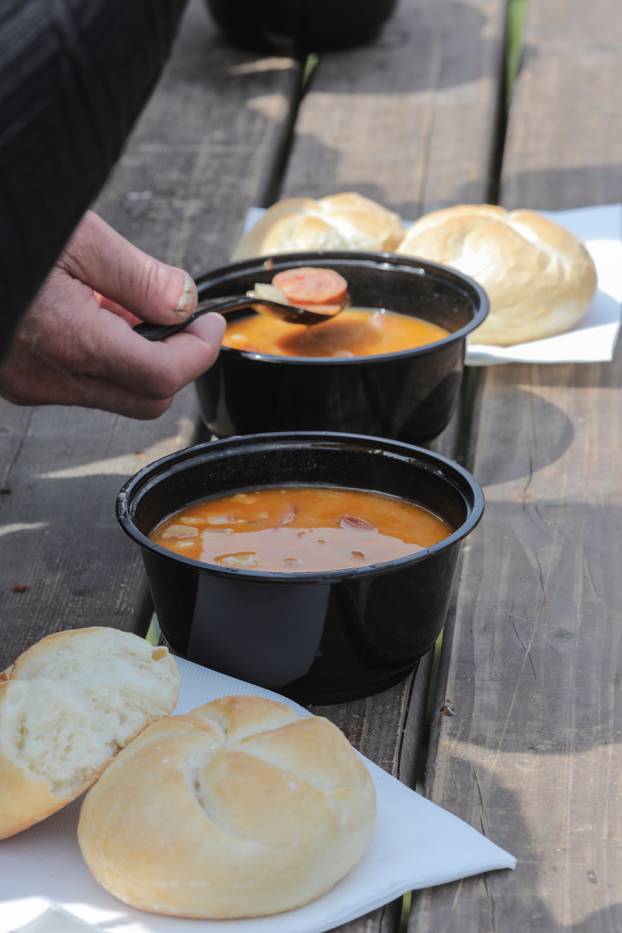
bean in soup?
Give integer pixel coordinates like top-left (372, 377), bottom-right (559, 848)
top-left (150, 486), bottom-right (453, 573)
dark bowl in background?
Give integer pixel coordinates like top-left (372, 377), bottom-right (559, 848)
top-left (117, 432), bottom-right (484, 705)
top-left (205, 0), bottom-right (400, 53)
top-left (195, 252), bottom-right (488, 445)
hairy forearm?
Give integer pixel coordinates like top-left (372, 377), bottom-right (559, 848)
top-left (0, 0), bottom-right (188, 352)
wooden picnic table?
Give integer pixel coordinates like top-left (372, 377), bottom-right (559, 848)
top-left (1, 0), bottom-right (620, 929)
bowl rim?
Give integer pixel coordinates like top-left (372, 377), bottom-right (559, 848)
top-left (117, 431), bottom-right (485, 584)
top-left (195, 250), bottom-right (489, 367)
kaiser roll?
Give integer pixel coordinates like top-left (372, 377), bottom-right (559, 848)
top-left (0, 627), bottom-right (179, 839)
top-left (78, 695), bottom-right (376, 919)
top-left (398, 204), bottom-right (597, 345)
top-left (232, 192), bottom-right (404, 259)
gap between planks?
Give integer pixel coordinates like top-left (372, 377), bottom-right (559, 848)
top-left (409, 0), bottom-right (622, 930)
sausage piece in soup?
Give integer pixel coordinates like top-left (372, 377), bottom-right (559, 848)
top-left (150, 486), bottom-right (453, 573)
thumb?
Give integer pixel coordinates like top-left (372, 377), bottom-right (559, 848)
top-left (60, 210), bottom-right (197, 324)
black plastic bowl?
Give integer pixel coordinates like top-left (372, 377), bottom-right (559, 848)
top-left (195, 252), bottom-right (488, 444)
top-left (205, 0), bottom-right (399, 53)
top-left (117, 432), bottom-right (484, 705)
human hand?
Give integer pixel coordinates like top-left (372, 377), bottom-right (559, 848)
top-left (0, 211), bottom-right (225, 418)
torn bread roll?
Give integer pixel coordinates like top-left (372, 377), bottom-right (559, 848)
top-left (398, 204), bottom-right (597, 345)
top-left (0, 627), bottom-right (179, 839)
top-left (233, 192), bottom-right (404, 260)
top-left (78, 695), bottom-right (376, 919)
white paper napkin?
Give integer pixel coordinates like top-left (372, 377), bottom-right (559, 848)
top-left (0, 658), bottom-right (515, 933)
top-left (241, 203), bottom-right (622, 367)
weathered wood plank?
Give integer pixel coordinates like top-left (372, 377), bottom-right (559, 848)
top-left (503, 0), bottom-right (622, 211)
top-left (0, 0), bottom-right (299, 669)
top-left (281, 0), bottom-right (508, 216)
top-left (284, 0), bottom-right (507, 773)
top-left (411, 1), bottom-right (622, 929)
top-left (97, 4), bottom-right (301, 274)
top-left (277, 1), bottom-right (507, 930)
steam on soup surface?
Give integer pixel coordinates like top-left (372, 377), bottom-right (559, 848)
top-left (223, 309), bottom-right (449, 358)
top-left (150, 486), bottom-right (453, 573)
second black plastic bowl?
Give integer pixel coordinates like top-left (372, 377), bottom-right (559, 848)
top-left (195, 251), bottom-right (488, 444)
top-left (117, 432), bottom-right (484, 704)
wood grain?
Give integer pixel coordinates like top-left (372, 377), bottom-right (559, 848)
top-left (0, 0), bottom-right (299, 669)
top-left (410, 1), bottom-right (622, 929)
top-left (281, 0), bottom-right (508, 216)
top-left (503, 0), bottom-right (622, 211)
top-left (285, 0), bottom-right (507, 769)
top-left (276, 1), bottom-right (508, 929)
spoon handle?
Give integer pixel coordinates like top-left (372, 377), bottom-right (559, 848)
top-left (133, 296), bottom-right (254, 342)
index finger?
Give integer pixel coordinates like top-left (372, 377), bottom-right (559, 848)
top-left (92, 312), bottom-right (226, 399)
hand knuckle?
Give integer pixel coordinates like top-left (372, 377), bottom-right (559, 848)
top-left (157, 367), bottom-right (182, 398)
top-left (141, 257), bottom-right (167, 301)
top-left (138, 398), bottom-right (171, 419)
top-left (140, 366), bottom-right (178, 400)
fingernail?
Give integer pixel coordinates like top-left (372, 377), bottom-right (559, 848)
top-left (175, 272), bottom-right (196, 316)
top-left (203, 312), bottom-right (227, 341)
top-left (188, 311), bottom-right (226, 343)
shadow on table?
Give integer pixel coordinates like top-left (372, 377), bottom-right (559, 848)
top-left (439, 498), bottom-right (622, 749)
top-left (410, 758), bottom-right (622, 931)
top-left (468, 384), bottom-right (575, 486)
top-left (304, 0), bottom-right (494, 94)
top-left (272, 0), bottom-right (502, 216)
top-left (499, 163), bottom-right (622, 214)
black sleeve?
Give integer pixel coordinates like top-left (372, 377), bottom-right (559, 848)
top-left (0, 0), bottom-right (188, 353)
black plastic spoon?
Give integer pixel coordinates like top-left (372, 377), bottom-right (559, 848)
top-left (134, 292), bottom-right (342, 342)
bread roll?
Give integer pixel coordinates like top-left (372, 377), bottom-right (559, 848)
top-left (78, 695), bottom-right (376, 919)
top-left (233, 192), bottom-right (404, 259)
top-left (398, 204), bottom-right (597, 345)
top-left (0, 627), bottom-right (179, 839)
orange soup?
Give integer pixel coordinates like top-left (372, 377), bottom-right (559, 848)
top-left (150, 486), bottom-right (453, 573)
top-left (223, 309), bottom-right (449, 358)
